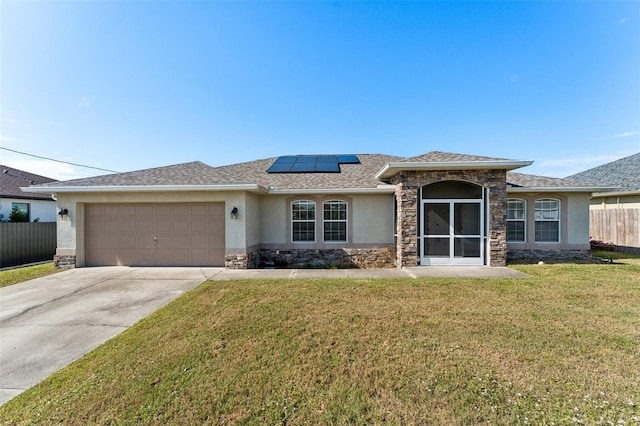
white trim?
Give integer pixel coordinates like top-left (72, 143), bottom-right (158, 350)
top-left (420, 197), bottom-right (485, 266)
top-left (322, 200), bottom-right (348, 243)
top-left (506, 198), bottom-right (527, 243)
top-left (590, 189), bottom-right (640, 198)
top-left (21, 184), bottom-right (267, 193)
top-left (376, 160), bottom-right (533, 179)
top-left (534, 198), bottom-right (561, 243)
top-left (508, 186), bottom-right (611, 193)
top-left (22, 184), bottom-right (396, 195)
top-left (291, 200), bottom-right (316, 243)
top-left (268, 186), bottom-right (396, 194)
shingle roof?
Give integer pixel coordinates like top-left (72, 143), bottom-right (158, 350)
top-left (37, 155), bottom-right (404, 190)
top-left (211, 154), bottom-right (403, 189)
top-left (41, 161), bottom-right (220, 187)
top-left (0, 165), bottom-right (56, 200)
top-left (567, 153), bottom-right (640, 193)
top-left (506, 172), bottom-right (593, 188)
top-left (29, 151), bottom-right (602, 193)
top-left (403, 151), bottom-right (513, 163)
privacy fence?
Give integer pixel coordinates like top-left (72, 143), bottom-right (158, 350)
top-left (0, 222), bottom-right (57, 268)
top-left (590, 209), bottom-right (640, 254)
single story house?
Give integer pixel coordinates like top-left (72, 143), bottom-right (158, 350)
top-left (24, 151), bottom-right (608, 269)
top-left (1, 165), bottom-right (57, 222)
top-left (568, 152), bottom-right (640, 254)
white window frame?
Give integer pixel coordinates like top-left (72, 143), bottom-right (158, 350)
top-left (534, 198), bottom-right (560, 243)
top-left (291, 200), bottom-right (316, 242)
top-left (323, 200), bottom-right (347, 243)
top-left (506, 199), bottom-right (526, 242)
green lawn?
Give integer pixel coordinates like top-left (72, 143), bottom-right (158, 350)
top-left (0, 263), bottom-right (59, 288)
top-left (1, 261), bottom-right (639, 425)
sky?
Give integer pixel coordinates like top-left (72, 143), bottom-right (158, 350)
top-left (1, 0), bottom-right (639, 181)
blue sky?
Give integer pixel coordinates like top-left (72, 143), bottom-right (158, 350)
top-left (1, 1), bottom-right (639, 181)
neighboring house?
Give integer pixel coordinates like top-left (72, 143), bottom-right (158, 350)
top-left (24, 151), bottom-right (608, 269)
top-left (568, 153), bottom-right (640, 254)
top-left (0, 165), bottom-right (57, 222)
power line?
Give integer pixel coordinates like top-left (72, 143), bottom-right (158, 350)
top-left (0, 146), bottom-right (120, 174)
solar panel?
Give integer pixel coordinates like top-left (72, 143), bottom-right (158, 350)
top-left (276, 156), bottom-right (297, 164)
top-left (266, 154), bottom-right (360, 173)
top-left (317, 156), bottom-right (338, 163)
top-left (337, 155), bottom-right (360, 164)
top-left (290, 161), bottom-right (317, 172)
top-left (265, 162), bottom-right (293, 173)
top-left (314, 162), bottom-right (341, 172)
top-left (297, 156), bottom-right (316, 164)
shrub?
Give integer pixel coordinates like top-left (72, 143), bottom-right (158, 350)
top-left (589, 237), bottom-right (615, 251)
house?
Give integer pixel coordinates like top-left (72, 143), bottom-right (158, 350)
top-left (23, 151), bottom-right (608, 269)
top-left (568, 153), bottom-right (640, 254)
top-left (0, 165), bottom-right (57, 222)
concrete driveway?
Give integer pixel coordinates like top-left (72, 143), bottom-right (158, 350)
top-left (0, 266), bottom-right (220, 405)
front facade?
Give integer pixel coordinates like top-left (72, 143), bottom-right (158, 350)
top-left (25, 152), bottom-right (605, 269)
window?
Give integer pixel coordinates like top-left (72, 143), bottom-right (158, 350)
top-left (323, 200), bottom-right (347, 242)
top-left (292, 200), bottom-right (315, 242)
top-left (506, 199), bottom-right (526, 242)
top-left (535, 199), bottom-right (560, 242)
top-left (11, 202), bottom-right (30, 222)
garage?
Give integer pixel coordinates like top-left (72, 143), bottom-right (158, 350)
top-left (85, 203), bottom-right (225, 266)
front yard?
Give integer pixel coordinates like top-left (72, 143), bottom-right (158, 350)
top-left (1, 256), bottom-right (639, 425)
top-left (0, 263), bottom-right (59, 288)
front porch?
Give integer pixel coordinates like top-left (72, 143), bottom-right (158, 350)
top-left (392, 169), bottom-right (509, 267)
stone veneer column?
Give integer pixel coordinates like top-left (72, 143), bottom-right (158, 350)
top-left (395, 183), bottom-right (419, 267)
top-left (486, 180), bottom-right (507, 266)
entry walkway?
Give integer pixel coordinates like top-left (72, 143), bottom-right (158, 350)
top-left (208, 266), bottom-right (528, 280)
top-left (0, 265), bottom-right (526, 405)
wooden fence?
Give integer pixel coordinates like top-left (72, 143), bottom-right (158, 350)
top-left (0, 222), bottom-right (57, 268)
top-left (590, 208), bottom-right (640, 254)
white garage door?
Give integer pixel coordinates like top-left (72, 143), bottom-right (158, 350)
top-left (85, 203), bottom-right (225, 266)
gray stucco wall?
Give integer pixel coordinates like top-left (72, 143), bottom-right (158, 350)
top-left (257, 193), bottom-right (394, 248)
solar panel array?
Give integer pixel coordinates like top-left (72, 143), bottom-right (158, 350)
top-left (266, 155), bottom-right (360, 173)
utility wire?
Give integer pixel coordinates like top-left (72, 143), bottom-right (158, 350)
top-left (0, 146), bottom-right (120, 174)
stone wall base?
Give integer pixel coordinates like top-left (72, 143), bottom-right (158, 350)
top-left (507, 249), bottom-right (591, 263)
top-left (258, 247), bottom-right (396, 269)
top-left (225, 254), bottom-right (248, 269)
top-left (53, 255), bottom-right (76, 269)
top-left (224, 250), bottom-right (260, 269)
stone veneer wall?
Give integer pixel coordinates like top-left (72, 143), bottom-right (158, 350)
top-left (390, 170), bottom-right (508, 267)
top-left (225, 250), bottom-right (261, 269)
top-left (54, 255), bottom-right (76, 269)
top-left (258, 247), bottom-right (396, 269)
top-left (507, 249), bottom-right (591, 263)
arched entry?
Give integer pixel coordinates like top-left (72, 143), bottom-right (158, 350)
top-left (420, 181), bottom-right (486, 265)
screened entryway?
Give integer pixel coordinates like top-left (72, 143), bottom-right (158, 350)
top-left (420, 181), bottom-right (487, 265)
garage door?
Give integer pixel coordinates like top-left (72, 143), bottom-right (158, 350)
top-left (85, 203), bottom-right (225, 266)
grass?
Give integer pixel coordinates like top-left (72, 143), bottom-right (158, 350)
top-left (1, 262), bottom-right (639, 425)
top-left (0, 262), bottom-right (59, 288)
top-left (592, 249), bottom-right (640, 265)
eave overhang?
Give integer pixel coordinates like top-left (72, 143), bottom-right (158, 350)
top-left (267, 185), bottom-right (396, 194)
top-left (21, 184), bottom-right (397, 195)
top-left (588, 189), bottom-right (640, 198)
top-left (21, 184), bottom-right (268, 194)
top-left (375, 160), bottom-right (533, 180)
top-left (507, 185), bottom-right (617, 193)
